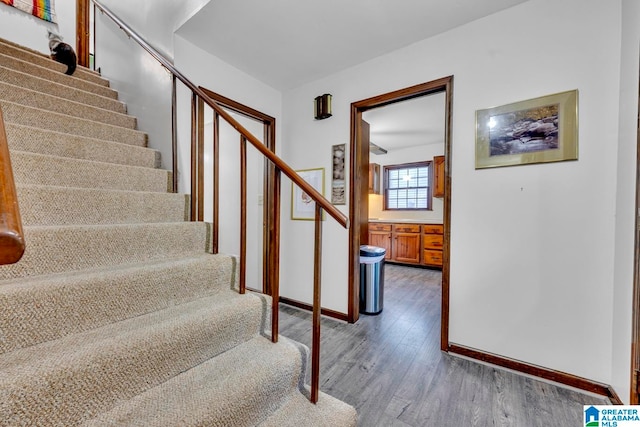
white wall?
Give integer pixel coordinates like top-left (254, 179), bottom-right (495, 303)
top-left (281, 0), bottom-right (632, 396)
top-left (203, 111), bottom-right (265, 290)
top-left (98, 0), bottom-right (210, 59)
top-left (611, 0), bottom-right (640, 403)
top-left (173, 35), bottom-right (282, 292)
top-left (94, 0), bottom-right (210, 171)
top-left (368, 144), bottom-right (444, 222)
top-left (0, 0), bottom-right (75, 54)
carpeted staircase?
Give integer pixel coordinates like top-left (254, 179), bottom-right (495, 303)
top-left (0, 38), bottom-right (357, 426)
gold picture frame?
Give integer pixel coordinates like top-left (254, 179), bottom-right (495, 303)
top-left (475, 90), bottom-right (578, 169)
top-left (291, 168), bottom-right (325, 220)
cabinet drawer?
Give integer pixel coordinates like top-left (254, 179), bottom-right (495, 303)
top-left (423, 250), bottom-right (443, 266)
top-left (369, 223), bottom-right (392, 232)
top-left (423, 234), bottom-right (443, 249)
top-left (393, 224), bottom-right (420, 233)
top-left (422, 224), bottom-right (443, 234)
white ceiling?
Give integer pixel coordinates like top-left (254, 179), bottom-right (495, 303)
top-left (176, 0), bottom-right (528, 90)
top-left (363, 92), bottom-right (446, 153)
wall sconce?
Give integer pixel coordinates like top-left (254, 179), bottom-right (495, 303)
top-left (314, 94), bottom-right (332, 120)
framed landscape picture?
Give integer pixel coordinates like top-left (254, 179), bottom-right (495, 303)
top-left (475, 90), bottom-right (578, 169)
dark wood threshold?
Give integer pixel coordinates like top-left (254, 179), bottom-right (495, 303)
top-left (280, 296), bottom-right (349, 322)
top-left (448, 343), bottom-right (623, 405)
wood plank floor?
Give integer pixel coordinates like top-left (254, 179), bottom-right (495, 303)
top-left (278, 264), bottom-right (610, 426)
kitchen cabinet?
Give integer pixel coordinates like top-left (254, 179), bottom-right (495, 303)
top-left (369, 163), bottom-right (381, 194)
top-left (368, 221), bottom-right (444, 268)
top-left (392, 224), bottom-right (421, 264)
top-left (433, 155), bottom-right (444, 198)
top-left (367, 223), bottom-right (391, 260)
top-left (422, 224), bottom-right (443, 268)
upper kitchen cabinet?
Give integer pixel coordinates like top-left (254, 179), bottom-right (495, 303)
top-left (433, 155), bottom-right (444, 198)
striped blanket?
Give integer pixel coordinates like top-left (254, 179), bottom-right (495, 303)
top-left (1, 0), bottom-right (57, 23)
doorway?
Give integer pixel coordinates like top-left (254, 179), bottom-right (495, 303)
top-left (199, 88), bottom-right (277, 296)
top-left (348, 76), bottom-right (453, 350)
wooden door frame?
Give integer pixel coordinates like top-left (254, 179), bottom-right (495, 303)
top-left (348, 76), bottom-right (453, 350)
top-left (76, 0), bottom-right (90, 68)
top-left (199, 88), bottom-right (277, 296)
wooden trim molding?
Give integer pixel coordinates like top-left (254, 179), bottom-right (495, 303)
top-left (448, 344), bottom-right (623, 404)
top-left (349, 76), bottom-right (454, 331)
top-left (280, 297), bottom-right (349, 322)
top-left (76, 0), bottom-right (90, 68)
top-left (198, 86), bottom-right (277, 296)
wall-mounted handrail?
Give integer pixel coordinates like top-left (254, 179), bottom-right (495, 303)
top-left (91, 0), bottom-right (349, 405)
top-left (0, 107), bottom-right (25, 265)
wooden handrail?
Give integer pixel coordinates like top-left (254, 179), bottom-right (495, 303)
top-left (91, 0), bottom-right (349, 405)
top-left (92, 0), bottom-right (348, 229)
top-left (0, 107), bottom-right (25, 265)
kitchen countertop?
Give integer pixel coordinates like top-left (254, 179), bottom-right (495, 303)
top-left (368, 218), bottom-right (443, 224)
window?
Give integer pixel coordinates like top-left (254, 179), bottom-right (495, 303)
top-left (383, 161), bottom-right (431, 210)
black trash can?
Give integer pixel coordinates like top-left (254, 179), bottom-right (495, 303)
top-left (359, 245), bottom-right (386, 315)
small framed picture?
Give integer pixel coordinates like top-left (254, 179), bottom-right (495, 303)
top-left (475, 90), bottom-right (578, 169)
top-left (331, 144), bottom-right (346, 204)
top-left (291, 168), bottom-right (325, 220)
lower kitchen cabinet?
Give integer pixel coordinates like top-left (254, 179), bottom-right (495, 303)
top-left (392, 224), bottom-right (421, 264)
top-left (368, 223), bottom-right (392, 260)
top-left (368, 222), bottom-right (443, 268)
top-left (422, 224), bottom-right (444, 268)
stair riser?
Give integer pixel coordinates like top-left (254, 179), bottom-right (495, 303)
top-left (0, 101), bottom-right (147, 147)
top-left (0, 222), bottom-right (209, 280)
top-left (0, 81), bottom-right (136, 129)
top-left (0, 52), bottom-right (117, 99)
top-left (0, 39), bottom-right (107, 87)
top-left (1, 293), bottom-right (265, 427)
top-left (17, 185), bottom-right (188, 226)
top-left (6, 123), bottom-right (159, 169)
top-left (0, 66), bottom-right (126, 113)
top-left (0, 254), bottom-right (235, 354)
top-left (85, 336), bottom-right (304, 427)
top-left (11, 151), bottom-right (170, 193)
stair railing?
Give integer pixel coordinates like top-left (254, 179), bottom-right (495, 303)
top-left (91, 0), bottom-right (349, 404)
top-left (0, 107), bottom-right (25, 265)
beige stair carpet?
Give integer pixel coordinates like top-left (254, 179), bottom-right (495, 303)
top-left (0, 37), bottom-right (357, 426)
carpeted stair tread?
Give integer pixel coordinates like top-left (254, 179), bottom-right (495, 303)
top-left (0, 37), bottom-right (357, 427)
top-left (0, 65), bottom-right (126, 113)
top-left (83, 336), bottom-right (303, 427)
top-left (0, 80), bottom-right (136, 129)
top-left (11, 151), bottom-right (169, 192)
top-left (0, 222), bottom-right (210, 280)
top-left (0, 291), bottom-right (265, 427)
top-left (258, 389), bottom-right (358, 427)
top-left (0, 253), bottom-right (237, 354)
top-left (0, 101), bottom-right (147, 146)
top-left (6, 123), bottom-right (159, 168)
top-left (16, 184), bottom-right (188, 226)
top-left (0, 52), bottom-right (117, 99)
top-left (0, 38), bottom-right (107, 87)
